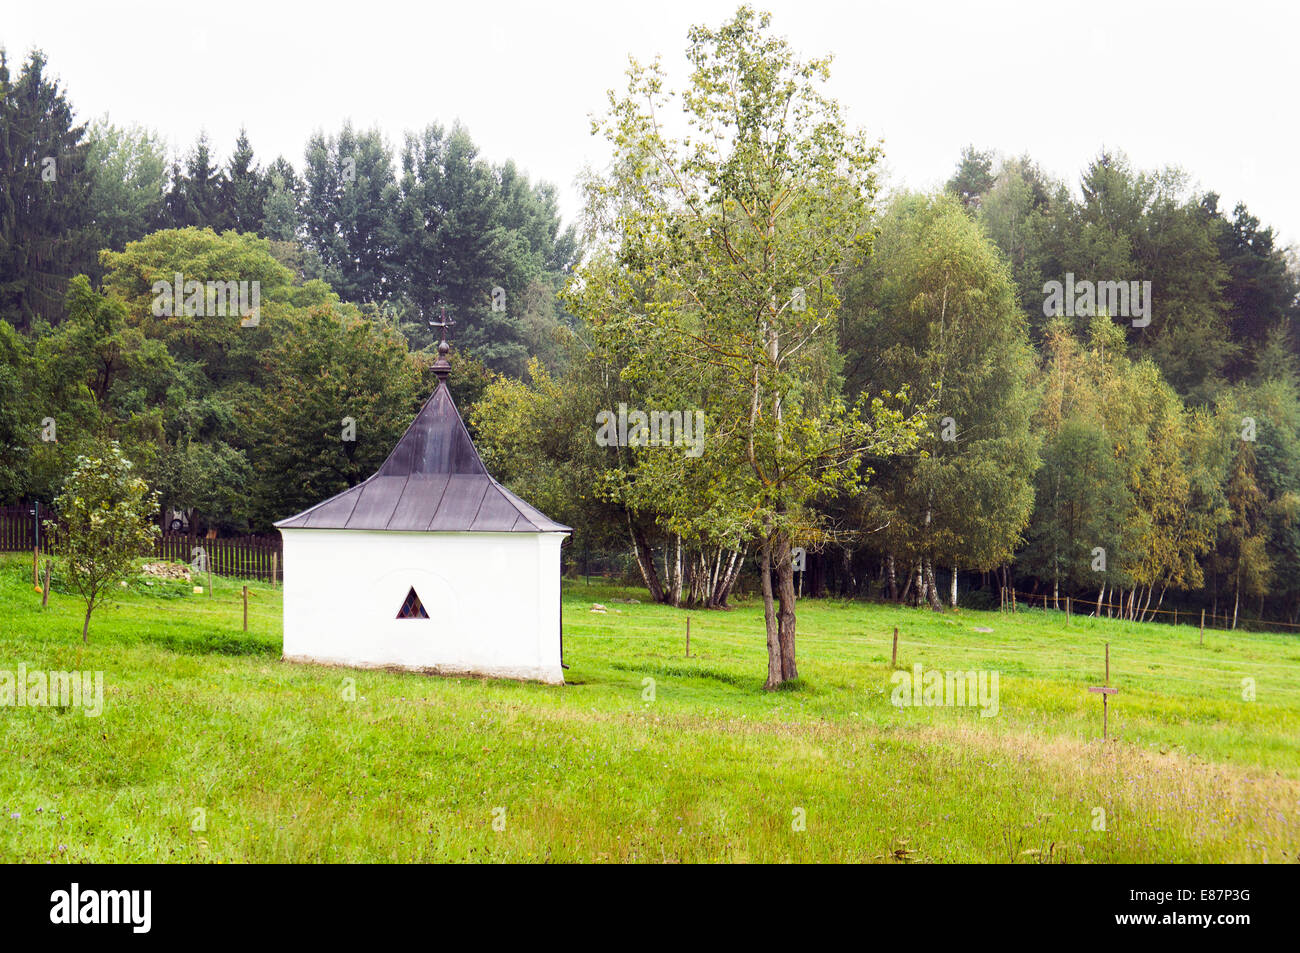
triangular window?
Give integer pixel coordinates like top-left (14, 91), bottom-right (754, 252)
top-left (396, 587), bottom-right (430, 619)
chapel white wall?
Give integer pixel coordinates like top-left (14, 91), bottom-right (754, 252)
top-left (280, 529), bottom-right (565, 684)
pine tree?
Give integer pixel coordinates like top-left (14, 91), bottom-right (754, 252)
top-left (220, 128), bottom-right (267, 233)
top-left (0, 49), bottom-right (95, 327)
top-left (261, 156), bottom-right (301, 241)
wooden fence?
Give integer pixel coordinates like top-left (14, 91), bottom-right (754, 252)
top-left (0, 504), bottom-right (282, 583)
top-left (0, 503), bottom-right (43, 552)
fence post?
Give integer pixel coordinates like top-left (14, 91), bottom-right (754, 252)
top-left (1104, 643), bottom-right (1110, 740)
top-left (1200, 608), bottom-right (1204, 646)
top-left (891, 626), bottom-right (899, 669)
top-left (243, 585), bottom-right (248, 632)
top-left (685, 616), bottom-right (690, 658)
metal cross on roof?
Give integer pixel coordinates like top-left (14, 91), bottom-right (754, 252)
top-left (428, 309), bottom-right (456, 344)
top-left (430, 309), bottom-right (455, 383)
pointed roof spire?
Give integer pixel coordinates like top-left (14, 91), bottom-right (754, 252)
top-left (431, 309), bottom-right (454, 384)
top-left (274, 341), bottom-right (571, 534)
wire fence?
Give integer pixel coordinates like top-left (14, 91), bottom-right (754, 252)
top-left (996, 587), bottom-right (1300, 634)
top-left (563, 607), bottom-right (1300, 697)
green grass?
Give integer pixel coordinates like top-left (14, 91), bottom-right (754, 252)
top-left (1, 553), bottom-right (1297, 863)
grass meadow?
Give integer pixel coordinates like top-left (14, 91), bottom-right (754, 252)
top-left (1, 552), bottom-right (1297, 863)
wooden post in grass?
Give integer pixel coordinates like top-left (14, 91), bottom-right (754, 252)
top-left (33, 547), bottom-right (39, 587)
top-left (1089, 685), bottom-right (1118, 740)
top-left (1066, 596), bottom-right (1071, 621)
top-left (208, 562), bottom-right (212, 597)
top-left (891, 626), bottom-right (899, 669)
top-left (272, 552), bottom-right (278, 589)
top-left (41, 559), bottom-right (51, 607)
top-left (243, 585), bottom-right (249, 632)
top-left (1087, 642), bottom-right (1117, 740)
top-left (1200, 609), bottom-right (1205, 646)
top-left (685, 616), bottom-right (690, 657)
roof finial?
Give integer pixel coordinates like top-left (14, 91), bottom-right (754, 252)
top-left (430, 308), bottom-right (455, 384)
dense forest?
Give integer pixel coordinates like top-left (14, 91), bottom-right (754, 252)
top-left (2, 28), bottom-right (1298, 632)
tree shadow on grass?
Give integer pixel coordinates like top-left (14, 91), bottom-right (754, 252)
top-left (141, 630), bottom-right (279, 657)
top-left (609, 660), bottom-right (769, 692)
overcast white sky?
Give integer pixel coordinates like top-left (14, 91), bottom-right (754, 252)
top-left (4, 0), bottom-right (1298, 248)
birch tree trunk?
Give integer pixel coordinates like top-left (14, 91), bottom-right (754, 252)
top-left (708, 547), bottom-right (723, 605)
top-left (712, 547), bottom-right (743, 607)
top-left (924, 559), bottom-right (944, 611)
top-left (1232, 574), bottom-right (1240, 630)
top-left (628, 514), bottom-right (665, 603)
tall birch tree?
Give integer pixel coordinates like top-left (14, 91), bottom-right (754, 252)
top-left (567, 7), bottom-right (922, 687)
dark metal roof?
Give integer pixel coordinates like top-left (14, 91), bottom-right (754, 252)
top-left (274, 383), bottom-right (570, 533)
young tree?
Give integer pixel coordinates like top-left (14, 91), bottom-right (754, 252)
top-left (842, 193), bottom-right (1039, 608)
top-left (1219, 438), bottom-right (1270, 628)
top-left (569, 7), bottom-right (922, 687)
top-left (1019, 416), bottom-right (1129, 603)
top-left (51, 440), bottom-right (159, 642)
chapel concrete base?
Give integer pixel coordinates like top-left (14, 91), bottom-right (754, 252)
top-left (283, 653), bottom-right (565, 685)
